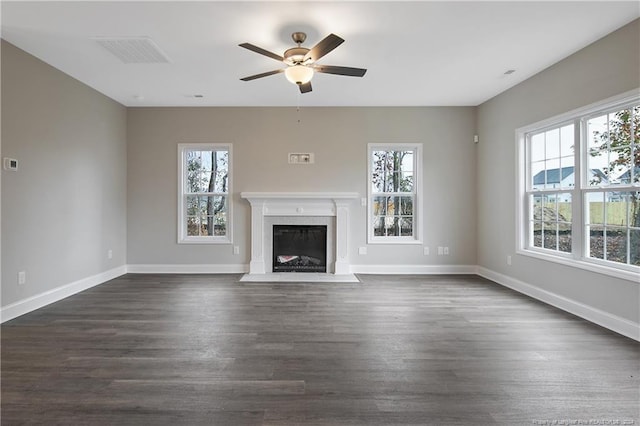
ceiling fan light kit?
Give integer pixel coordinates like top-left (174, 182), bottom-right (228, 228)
top-left (239, 32), bottom-right (366, 94)
top-left (285, 65), bottom-right (314, 85)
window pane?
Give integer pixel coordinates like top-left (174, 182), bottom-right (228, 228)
top-left (385, 217), bottom-right (400, 237)
top-left (186, 151), bottom-right (202, 171)
top-left (401, 172), bottom-right (414, 192)
top-left (200, 170), bottom-right (212, 192)
top-left (545, 128), bottom-right (560, 159)
top-left (531, 161), bottom-right (546, 190)
top-left (373, 217), bottom-right (384, 236)
top-left (186, 216), bottom-right (199, 236)
top-left (630, 228), bottom-right (640, 266)
top-left (587, 114), bottom-right (608, 151)
top-left (608, 109), bottom-right (632, 148)
top-left (186, 196), bottom-right (198, 216)
top-left (186, 171), bottom-right (200, 193)
top-left (542, 222), bottom-right (557, 250)
top-left (199, 151), bottom-right (212, 171)
top-left (587, 150), bottom-right (608, 186)
top-left (605, 192), bottom-right (626, 226)
top-left (373, 196), bottom-right (387, 215)
top-left (400, 196), bottom-right (413, 215)
top-left (606, 227), bottom-right (627, 264)
top-left (629, 192), bottom-right (640, 227)
top-left (558, 193), bottom-right (572, 222)
top-left (559, 228), bottom-right (571, 253)
top-left (586, 192), bottom-right (604, 224)
top-left (588, 225), bottom-right (605, 260)
top-left (530, 133), bottom-right (545, 162)
top-left (560, 124), bottom-right (574, 157)
top-left (399, 217), bottom-right (413, 236)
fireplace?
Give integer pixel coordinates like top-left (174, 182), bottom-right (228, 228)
top-left (273, 225), bottom-right (327, 272)
top-left (240, 192), bottom-right (358, 277)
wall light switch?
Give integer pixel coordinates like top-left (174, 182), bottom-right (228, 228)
top-left (361, 198), bottom-right (367, 207)
top-left (437, 246), bottom-right (443, 256)
top-left (18, 271), bottom-right (26, 285)
top-left (358, 246), bottom-right (367, 255)
top-left (233, 246), bottom-right (240, 255)
top-left (423, 247), bottom-right (429, 256)
top-left (443, 247), bottom-right (449, 255)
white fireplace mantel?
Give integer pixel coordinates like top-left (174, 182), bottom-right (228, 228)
top-left (240, 192), bottom-right (358, 275)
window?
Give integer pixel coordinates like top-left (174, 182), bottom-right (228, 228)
top-left (518, 90), bottom-right (639, 279)
top-left (368, 143), bottom-right (422, 243)
top-left (178, 144), bottom-right (231, 244)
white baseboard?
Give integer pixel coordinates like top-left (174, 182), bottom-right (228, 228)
top-left (1, 265), bottom-right (127, 323)
top-left (350, 264), bottom-right (477, 275)
top-left (127, 264), bottom-right (249, 274)
top-left (477, 266), bottom-right (639, 342)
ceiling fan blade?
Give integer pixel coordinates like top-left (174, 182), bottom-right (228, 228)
top-left (303, 34), bottom-right (344, 62)
top-left (239, 43), bottom-right (284, 62)
top-left (240, 69), bottom-right (284, 81)
top-left (299, 82), bottom-right (312, 94)
top-left (314, 65), bottom-right (367, 77)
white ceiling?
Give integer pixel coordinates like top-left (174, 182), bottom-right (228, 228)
top-left (2, 1), bottom-right (638, 107)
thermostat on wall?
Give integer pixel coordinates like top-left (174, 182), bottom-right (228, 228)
top-left (3, 158), bottom-right (18, 171)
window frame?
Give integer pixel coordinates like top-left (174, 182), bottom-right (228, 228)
top-left (367, 143), bottom-right (423, 244)
top-left (177, 143), bottom-right (232, 245)
top-left (516, 89), bottom-right (639, 282)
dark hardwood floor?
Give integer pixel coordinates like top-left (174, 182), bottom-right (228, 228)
top-left (2, 274), bottom-right (638, 425)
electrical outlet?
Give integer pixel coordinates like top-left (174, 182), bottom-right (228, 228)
top-left (443, 247), bottom-right (449, 255)
top-left (233, 246), bottom-right (240, 255)
top-left (107, 249), bottom-right (113, 259)
top-left (507, 255), bottom-right (512, 266)
top-left (18, 271), bottom-right (26, 285)
top-left (423, 246), bottom-right (429, 256)
top-left (358, 246), bottom-right (367, 255)
top-left (437, 246), bottom-right (443, 255)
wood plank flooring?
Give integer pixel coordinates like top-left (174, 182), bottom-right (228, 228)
top-left (2, 274), bottom-right (638, 425)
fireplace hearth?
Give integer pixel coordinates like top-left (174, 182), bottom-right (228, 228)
top-left (273, 225), bottom-right (327, 272)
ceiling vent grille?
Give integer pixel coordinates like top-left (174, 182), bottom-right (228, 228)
top-left (93, 37), bottom-right (170, 64)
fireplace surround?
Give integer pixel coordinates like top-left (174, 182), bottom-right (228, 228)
top-left (240, 192), bottom-right (358, 277)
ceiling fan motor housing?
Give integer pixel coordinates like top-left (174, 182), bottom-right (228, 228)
top-left (284, 47), bottom-right (310, 65)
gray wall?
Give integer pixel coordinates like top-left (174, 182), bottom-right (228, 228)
top-left (127, 107), bottom-right (477, 267)
top-left (1, 41), bottom-right (127, 307)
top-left (476, 19), bottom-right (640, 323)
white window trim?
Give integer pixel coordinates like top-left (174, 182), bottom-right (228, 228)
top-left (177, 143), bottom-right (232, 244)
top-left (515, 88), bottom-right (640, 282)
top-left (367, 143), bottom-right (423, 245)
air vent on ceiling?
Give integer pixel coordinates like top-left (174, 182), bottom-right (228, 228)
top-left (93, 37), bottom-right (170, 64)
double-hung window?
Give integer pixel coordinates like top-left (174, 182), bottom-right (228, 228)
top-left (518, 90), bottom-right (639, 279)
top-left (178, 144), bottom-right (231, 244)
top-left (368, 143), bottom-right (422, 243)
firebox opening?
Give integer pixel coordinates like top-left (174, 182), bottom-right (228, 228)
top-left (273, 225), bottom-right (327, 273)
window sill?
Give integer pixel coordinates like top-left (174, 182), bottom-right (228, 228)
top-left (179, 237), bottom-right (231, 245)
top-left (517, 248), bottom-right (640, 283)
top-left (368, 239), bottom-right (423, 245)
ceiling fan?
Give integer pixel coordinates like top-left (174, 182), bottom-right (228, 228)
top-left (239, 32), bottom-right (367, 93)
